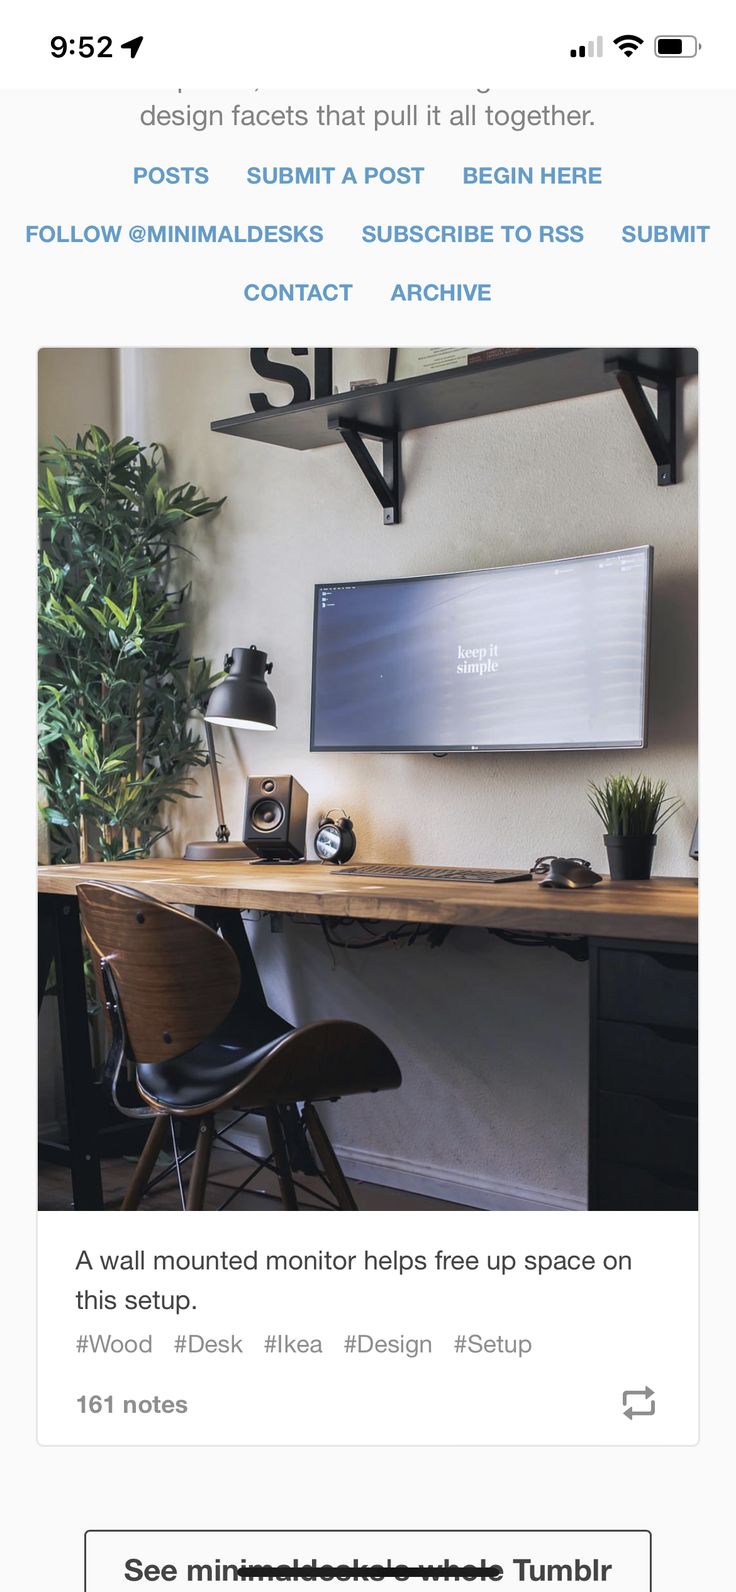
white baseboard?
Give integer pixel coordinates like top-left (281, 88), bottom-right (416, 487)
top-left (224, 1123), bottom-right (586, 1213)
top-left (332, 1144), bottom-right (586, 1212)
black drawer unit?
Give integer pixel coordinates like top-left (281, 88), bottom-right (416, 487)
top-left (597, 1089), bottom-right (697, 1183)
top-left (597, 946), bottom-right (697, 1029)
top-left (597, 1020), bottom-right (697, 1106)
top-left (589, 939), bottom-right (698, 1211)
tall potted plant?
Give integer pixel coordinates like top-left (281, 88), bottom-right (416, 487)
top-left (38, 427), bottom-right (224, 863)
top-left (588, 774), bottom-right (682, 881)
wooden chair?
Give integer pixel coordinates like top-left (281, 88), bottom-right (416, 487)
top-left (77, 882), bottom-right (401, 1211)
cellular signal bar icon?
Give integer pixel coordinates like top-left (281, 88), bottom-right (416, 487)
top-left (571, 36), bottom-right (603, 57)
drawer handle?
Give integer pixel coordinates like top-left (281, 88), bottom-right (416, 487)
top-left (600, 1089), bottom-right (697, 1119)
top-left (601, 1159), bottom-right (698, 1194)
top-left (645, 1023), bottom-right (698, 1042)
top-left (656, 1098), bottom-right (698, 1120)
top-left (649, 952), bottom-right (697, 973)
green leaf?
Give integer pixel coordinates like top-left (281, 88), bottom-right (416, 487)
top-left (42, 808), bottom-right (70, 827)
top-left (103, 596), bottom-right (129, 629)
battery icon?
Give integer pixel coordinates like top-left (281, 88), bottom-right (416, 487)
top-left (654, 35), bottom-right (701, 56)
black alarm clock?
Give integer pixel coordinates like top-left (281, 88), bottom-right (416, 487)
top-left (315, 810), bottom-right (356, 865)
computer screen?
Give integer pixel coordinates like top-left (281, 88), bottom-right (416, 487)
top-left (311, 546), bottom-right (653, 752)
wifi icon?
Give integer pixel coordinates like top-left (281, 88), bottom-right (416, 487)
top-left (614, 33), bottom-right (644, 55)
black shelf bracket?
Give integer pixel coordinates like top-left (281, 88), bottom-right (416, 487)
top-left (605, 358), bottom-right (678, 486)
top-left (328, 415), bottom-right (402, 524)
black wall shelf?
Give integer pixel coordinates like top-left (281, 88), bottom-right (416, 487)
top-left (211, 347), bottom-right (697, 524)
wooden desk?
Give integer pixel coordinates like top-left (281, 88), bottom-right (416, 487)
top-left (38, 861), bottom-right (698, 1211)
top-left (38, 859), bottom-right (697, 941)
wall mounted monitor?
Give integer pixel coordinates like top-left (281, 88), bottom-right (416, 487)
top-left (311, 546), bottom-right (653, 752)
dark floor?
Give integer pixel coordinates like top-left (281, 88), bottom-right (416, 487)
top-left (38, 1145), bottom-right (470, 1212)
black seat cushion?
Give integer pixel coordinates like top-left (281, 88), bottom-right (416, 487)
top-left (136, 1014), bottom-right (401, 1115)
top-left (136, 1008), bottom-right (293, 1113)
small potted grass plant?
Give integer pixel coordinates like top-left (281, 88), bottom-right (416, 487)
top-left (588, 774), bottom-right (682, 881)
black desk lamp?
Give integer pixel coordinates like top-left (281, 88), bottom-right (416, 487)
top-left (184, 645), bottom-right (276, 862)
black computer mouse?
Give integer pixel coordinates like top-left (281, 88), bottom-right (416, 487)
top-left (538, 857), bottom-right (602, 889)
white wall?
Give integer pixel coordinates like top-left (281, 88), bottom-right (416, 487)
top-left (38, 348), bottom-right (119, 447)
top-left (43, 349), bottom-right (698, 1206)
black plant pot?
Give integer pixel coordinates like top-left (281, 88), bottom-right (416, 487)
top-left (604, 833), bottom-right (657, 881)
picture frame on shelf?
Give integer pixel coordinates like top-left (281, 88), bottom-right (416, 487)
top-left (331, 348), bottom-right (392, 394)
top-left (387, 347), bottom-right (531, 381)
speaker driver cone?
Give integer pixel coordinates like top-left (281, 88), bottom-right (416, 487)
top-left (251, 797), bottom-right (285, 832)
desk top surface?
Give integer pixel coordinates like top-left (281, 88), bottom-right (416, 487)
top-left (37, 859), bottom-right (698, 944)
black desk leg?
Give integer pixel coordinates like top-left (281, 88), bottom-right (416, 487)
top-left (39, 895), bottom-right (103, 1211)
top-left (38, 898), bottom-right (55, 1014)
top-left (194, 904), bottom-right (272, 1018)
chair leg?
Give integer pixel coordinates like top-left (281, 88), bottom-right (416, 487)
top-left (186, 1116), bottom-right (215, 1210)
top-left (120, 1113), bottom-right (170, 1210)
top-left (304, 1103), bottom-right (358, 1210)
top-left (265, 1107), bottom-right (299, 1209)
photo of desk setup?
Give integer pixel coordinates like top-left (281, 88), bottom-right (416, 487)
top-left (37, 346), bottom-right (698, 1215)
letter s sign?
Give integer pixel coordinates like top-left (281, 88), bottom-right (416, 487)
top-left (249, 348), bottom-right (333, 411)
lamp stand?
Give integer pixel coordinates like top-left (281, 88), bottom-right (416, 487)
top-left (184, 722), bottom-right (254, 862)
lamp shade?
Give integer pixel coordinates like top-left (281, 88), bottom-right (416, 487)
top-left (205, 645), bottom-right (277, 731)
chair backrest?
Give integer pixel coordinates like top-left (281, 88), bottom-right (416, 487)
top-left (77, 882), bottom-right (241, 1065)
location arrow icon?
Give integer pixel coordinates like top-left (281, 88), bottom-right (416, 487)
top-left (121, 37), bottom-right (144, 59)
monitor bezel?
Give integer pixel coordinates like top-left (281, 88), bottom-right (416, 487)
top-left (309, 545), bottom-right (654, 754)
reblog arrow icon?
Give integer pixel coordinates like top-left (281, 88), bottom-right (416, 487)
top-left (622, 1386), bottom-right (656, 1418)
